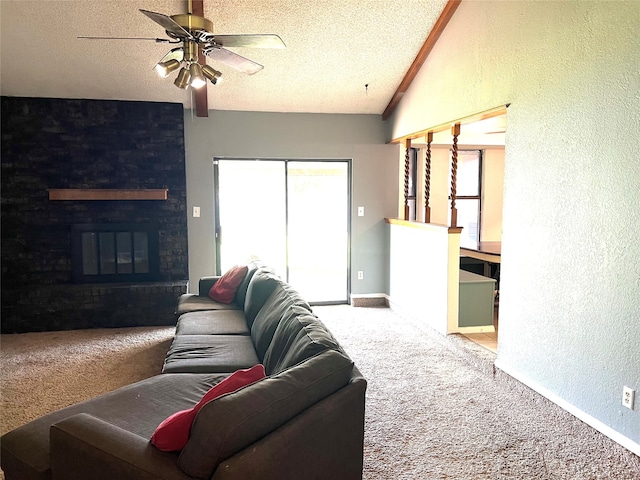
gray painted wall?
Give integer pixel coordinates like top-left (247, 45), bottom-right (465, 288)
top-left (183, 110), bottom-right (399, 296)
top-left (387, 1), bottom-right (640, 451)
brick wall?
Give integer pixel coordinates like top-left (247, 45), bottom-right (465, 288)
top-left (1, 97), bottom-right (189, 332)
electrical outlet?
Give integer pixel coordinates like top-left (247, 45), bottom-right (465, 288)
top-left (622, 386), bottom-right (635, 410)
top-left (357, 271), bottom-right (364, 280)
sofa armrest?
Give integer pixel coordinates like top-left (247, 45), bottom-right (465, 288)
top-left (198, 276), bottom-right (221, 296)
top-left (50, 413), bottom-right (190, 480)
top-left (212, 377), bottom-right (367, 480)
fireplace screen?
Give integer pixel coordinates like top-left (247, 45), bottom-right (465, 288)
top-left (72, 224), bottom-right (159, 283)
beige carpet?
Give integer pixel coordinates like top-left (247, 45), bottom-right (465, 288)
top-left (1, 306), bottom-right (639, 479)
top-left (1, 326), bottom-right (174, 435)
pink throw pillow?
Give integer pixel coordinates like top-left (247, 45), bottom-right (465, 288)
top-left (151, 364), bottom-right (266, 451)
top-left (208, 265), bottom-right (249, 304)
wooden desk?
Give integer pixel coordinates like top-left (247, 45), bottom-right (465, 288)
top-left (460, 241), bottom-right (501, 262)
top-left (460, 242), bottom-right (501, 277)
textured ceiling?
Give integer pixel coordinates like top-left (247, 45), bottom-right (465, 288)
top-left (0, 0), bottom-right (450, 115)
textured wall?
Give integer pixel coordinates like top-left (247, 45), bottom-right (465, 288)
top-left (182, 111), bottom-right (398, 296)
top-left (387, 1), bottom-right (640, 451)
top-left (1, 97), bottom-right (188, 332)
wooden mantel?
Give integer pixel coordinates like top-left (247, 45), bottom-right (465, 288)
top-left (48, 189), bottom-right (168, 201)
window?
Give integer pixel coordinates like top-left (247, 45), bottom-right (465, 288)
top-left (71, 224), bottom-right (160, 283)
top-left (451, 150), bottom-right (482, 246)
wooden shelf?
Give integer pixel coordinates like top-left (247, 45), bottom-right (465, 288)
top-left (48, 189), bottom-right (168, 201)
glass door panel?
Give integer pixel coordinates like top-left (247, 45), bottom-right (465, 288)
top-left (287, 161), bottom-right (349, 303)
top-left (216, 160), bottom-right (287, 275)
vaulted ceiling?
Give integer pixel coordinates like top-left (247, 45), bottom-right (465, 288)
top-left (0, 0), bottom-right (451, 115)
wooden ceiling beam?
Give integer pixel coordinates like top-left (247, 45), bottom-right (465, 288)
top-left (382, 0), bottom-right (462, 121)
top-left (192, 0), bottom-right (209, 118)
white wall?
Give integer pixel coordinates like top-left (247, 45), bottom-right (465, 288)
top-left (183, 110), bottom-right (398, 296)
top-left (387, 1), bottom-right (640, 452)
top-left (481, 147), bottom-right (504, 242)
top-left (388, 222), bottom-right (460, 335)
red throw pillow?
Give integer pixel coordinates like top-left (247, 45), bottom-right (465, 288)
top-left (151, 364), bottom-right (266, 452)
top-left (208, 265), bottom-right (249, 304)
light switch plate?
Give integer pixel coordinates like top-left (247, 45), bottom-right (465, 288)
top-left (358, 206), bottom-right (365, 217)
top-left (193, 206), bottom-right (200, 218)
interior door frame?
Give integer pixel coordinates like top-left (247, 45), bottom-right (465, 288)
top-left (212, 157), bottom-right (352, 305)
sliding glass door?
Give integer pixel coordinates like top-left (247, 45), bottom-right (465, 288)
top-left (214, 158), bottom-right (350, 303)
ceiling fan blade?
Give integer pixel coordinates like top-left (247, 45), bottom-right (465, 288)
top-left (139, 9), bottom-right (193, 39)
top-left (210, 34), bottom-right (286, 49)
top-left (78, 36), bottom-right (171, 43)
top-left (204, 47), bottom-right (264, 75)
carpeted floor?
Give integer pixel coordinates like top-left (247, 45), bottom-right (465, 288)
top-left (1, 326), bottom-right (175, 434)
top-left (1, 305), bottom-right (638, 479)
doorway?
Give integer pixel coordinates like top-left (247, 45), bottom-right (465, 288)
top-left (213, 158), bottom-right (351, 304)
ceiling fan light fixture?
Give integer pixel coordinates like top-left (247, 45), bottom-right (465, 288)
top-left (174, 67), bottom-right (191, 89)
top-left (202, 65), bottom-right (222, 85)
top-left (154, 58), bottom-right (181, 78)
top-left (82, 7), bottom-right (285, 115)
top-left (188, 62), bottom-right (207, 89)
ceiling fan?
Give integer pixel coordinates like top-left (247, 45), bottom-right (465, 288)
top-left (79, 0), bottom-right (285, 117)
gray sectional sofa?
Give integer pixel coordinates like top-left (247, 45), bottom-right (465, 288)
top-left (1, 264), bottom-right (367, 480)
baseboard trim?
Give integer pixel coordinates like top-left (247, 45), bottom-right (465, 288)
top-left (456, 325), bottom-right (496, 334)
top-left (495, 359), bottom-right (640, 457)
top-left (350, 293), bottom-right (389, 307)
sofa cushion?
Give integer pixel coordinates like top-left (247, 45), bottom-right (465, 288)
top-left (175, 294), bottom-right (241, 316)
top-left (0, 373), bottom-right (229, 480)
top-left (208, 265), bottom-right (248, 304)
top-left (151, 364), bottom-right (265, 452)
top-left (177, 350), bottom-right (354, 480)
top-left (199, 276), bottom-right (221, 296)
top-left (162, 335), bottom-right (259, 374)
top-left (243, 270), bottom-right (281, 327)
top-left (250, 284), bottom-right (313, 362)
top-left (233, 262), bottom-right (261, 309)
top-left (175, 310), bottom-right (249, 336)
top-left (263, 307), bottom-right (342, 375)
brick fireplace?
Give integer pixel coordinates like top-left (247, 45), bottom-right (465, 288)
top-left (1, 97), bottom-right (189, 333)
